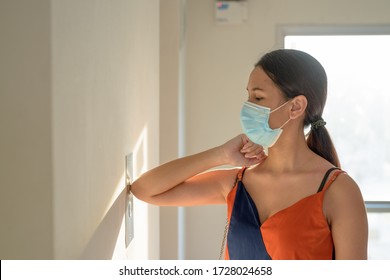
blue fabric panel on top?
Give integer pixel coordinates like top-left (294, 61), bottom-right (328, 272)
top-left (227, 181), bottom-right (271, 260)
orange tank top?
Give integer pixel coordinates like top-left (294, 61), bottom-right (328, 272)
top-left (225, 167), bottom-right (345, 260)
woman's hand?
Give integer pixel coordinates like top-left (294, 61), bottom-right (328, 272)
top-left (219, 134), bottom-right (267, 167)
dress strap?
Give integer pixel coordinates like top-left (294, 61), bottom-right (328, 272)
top-left (233, 167), bottom-right (247, 186)
top-left (317, 167), bottom-right (343, 193)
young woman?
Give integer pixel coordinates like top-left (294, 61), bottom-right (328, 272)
top-left (131, 49), bottom-right (368, 260)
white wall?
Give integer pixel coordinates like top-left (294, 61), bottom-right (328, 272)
top-left (0, 0), bottom-right (160, 259)
top-left (182, 0), bottom-right (390, 259)
top-left (51, 0), bottom-right (160, 260)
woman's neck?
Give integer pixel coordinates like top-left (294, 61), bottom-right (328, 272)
top-left (261, 131), bottom-right (316, 174)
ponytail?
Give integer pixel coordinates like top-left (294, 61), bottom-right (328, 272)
top-left (306, 124), bottom-right (340, 168)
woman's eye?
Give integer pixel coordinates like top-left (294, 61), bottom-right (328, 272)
top-left (255, 97), bottom-right (263, 101)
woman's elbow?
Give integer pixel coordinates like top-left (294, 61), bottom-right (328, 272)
top-left (130, 179), bottom-right (150, 202)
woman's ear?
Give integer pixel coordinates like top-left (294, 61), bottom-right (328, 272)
top-left (289, 95), bottom-right (307, 119)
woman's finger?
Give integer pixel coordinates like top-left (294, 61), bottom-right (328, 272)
top-left (243, 151), bottom-right (267, 166)
top-left (241, 138), bottom-right (260, 153)
top-left (244, 146), bottom-right (265, 158)
top-left (242, 141), bottom-right (264, 155)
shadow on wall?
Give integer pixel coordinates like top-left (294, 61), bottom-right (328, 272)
top-left (81, 187), bottom-right (126, 259)
top-left (80, 124), bottom-right (149, 259)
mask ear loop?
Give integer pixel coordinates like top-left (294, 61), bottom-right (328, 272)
top-left (270, 100), bottom-right (290, 113)
top-left (279, 117), bottom-right (291, 129)
top-left (270, 100), bottom-right (292, 129)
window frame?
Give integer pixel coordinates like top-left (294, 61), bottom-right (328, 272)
top-left (276, 24), bottom-right (390, 48)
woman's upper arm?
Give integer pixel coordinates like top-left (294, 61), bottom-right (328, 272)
top-left (325, 174), bottom-right (368, 260)
top-left (137, 168), bottom-right (239, 207)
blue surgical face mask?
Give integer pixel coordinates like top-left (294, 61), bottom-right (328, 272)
top-left (240, 100), bottom-right (290, 151)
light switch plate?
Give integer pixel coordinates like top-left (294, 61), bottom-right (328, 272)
top-left (125, 192), bottom-right (134, 247)
top-left (125, 153), bottom-right (134, 247)
top-left (125, 153), bottom-right (133, 187)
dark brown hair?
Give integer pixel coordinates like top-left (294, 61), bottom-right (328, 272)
top-left (256, 49), bottom-right (340, 167)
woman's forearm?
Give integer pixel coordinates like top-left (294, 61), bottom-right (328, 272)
top-left (131, 146), bottom-right (226, 201)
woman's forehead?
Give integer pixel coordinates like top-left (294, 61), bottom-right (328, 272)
top-left (247, 67), bottom-right (275, 90)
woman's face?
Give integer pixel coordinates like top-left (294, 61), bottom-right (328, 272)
top-left (246, 67), bottom-right (290, 129)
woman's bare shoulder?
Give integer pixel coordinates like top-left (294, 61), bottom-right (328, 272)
top-left (324, 172), bottom-right (367, 223)
top-left (324, 172), bottom-right (368, 259)
top-left (324, 172), bottom-right (363, 204)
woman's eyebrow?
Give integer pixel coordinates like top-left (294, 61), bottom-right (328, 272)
top-left (246, 87), bottom-right (264, 92)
